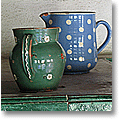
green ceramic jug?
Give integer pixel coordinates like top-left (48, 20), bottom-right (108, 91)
top-left (9, 27), bottom-right (66, 92)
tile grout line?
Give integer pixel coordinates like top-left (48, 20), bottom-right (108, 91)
top-left (66, 94), bottom-right (69, 111)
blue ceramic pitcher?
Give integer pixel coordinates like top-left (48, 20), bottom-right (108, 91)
top-left (40, 12), bottom-right (112, 74)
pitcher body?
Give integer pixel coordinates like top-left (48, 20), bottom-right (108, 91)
top-left (9, 27), bottom-right (66, 92)
top-left (40, 12), bottom-right (111, 74)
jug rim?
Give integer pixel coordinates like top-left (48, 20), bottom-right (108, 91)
top-left (12, 27), bottom-right (60, 30)
top-left (40, 11), bottom-right (96, 16)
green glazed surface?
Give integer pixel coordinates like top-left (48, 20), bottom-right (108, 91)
top-left (1, 95), bottom-right (112, 111)
top-left (9, 28), bottom-right (66, 92)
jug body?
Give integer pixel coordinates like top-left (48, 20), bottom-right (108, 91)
top-left (9, 27), bottom-right (66, 92)
top-left (40, 12), bottom-right (111, 74)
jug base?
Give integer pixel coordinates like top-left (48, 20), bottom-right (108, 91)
top-left (20, 88), bottom-right (58, 93)
top-left (64, 71), bottom-right (89, 75)
top-left (20, 90), bottom-right (38, 93)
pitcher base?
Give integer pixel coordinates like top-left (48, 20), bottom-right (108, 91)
top-left (20, 90), bottom-right (38, 93)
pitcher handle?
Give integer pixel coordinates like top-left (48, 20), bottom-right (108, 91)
top-left (22, 34), bottom-right (35, 81)
top-left (96, 20), bottom-right (112, 54)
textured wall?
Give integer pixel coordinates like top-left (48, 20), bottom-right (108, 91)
top-left (1, 0), bottom-right (112, 58)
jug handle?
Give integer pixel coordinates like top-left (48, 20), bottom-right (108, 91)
top-left (22, 34), bottom-right (35, 81)
top-left (96, 20), bottom-right (112, 54)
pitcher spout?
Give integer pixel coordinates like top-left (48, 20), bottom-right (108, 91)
top-left (40, 12), bottom-right (50, 25)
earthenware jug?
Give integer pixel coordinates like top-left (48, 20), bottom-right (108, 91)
top-left (9, 27), bottom-right (66, 92)
top-left (40, 12), bottom-right (112, 74)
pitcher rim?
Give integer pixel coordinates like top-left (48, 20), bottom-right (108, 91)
top-left (12, 27), bottom-right (60, 31)
top-left (40, 11), bottom-right (96, 16)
